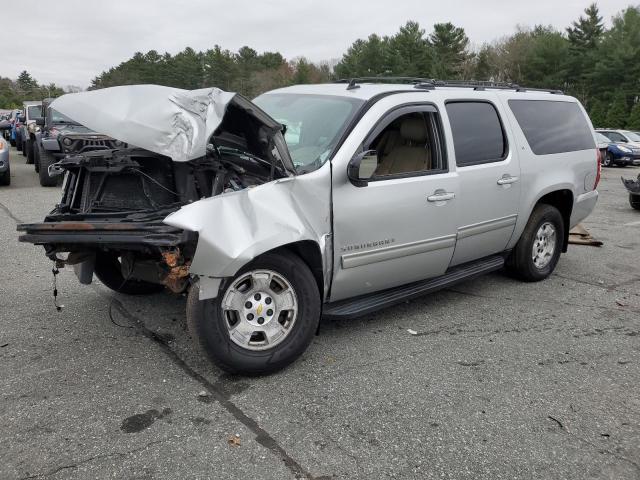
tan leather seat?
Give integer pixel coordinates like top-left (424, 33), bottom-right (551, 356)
top-left (375, 118), bottom-right (431, 175)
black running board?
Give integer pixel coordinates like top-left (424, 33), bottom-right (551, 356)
top-left (322, 254), bottom-right (505, 319)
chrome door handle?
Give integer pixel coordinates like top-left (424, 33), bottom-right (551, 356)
top-left (497, 175), bottom-right (519, 185)
top-left (427, 191), bottom-right (455, 202)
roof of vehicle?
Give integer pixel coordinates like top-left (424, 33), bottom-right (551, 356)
top-left (23, 100), bottom-right (42, 107)
top-left (263, 81), bottom-right (576, 102)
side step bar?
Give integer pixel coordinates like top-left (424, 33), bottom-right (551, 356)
top-left (322, 254), bottom-right (506, 319)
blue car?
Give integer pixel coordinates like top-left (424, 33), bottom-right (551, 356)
top-left (596, 131), bottom-right (640, 167)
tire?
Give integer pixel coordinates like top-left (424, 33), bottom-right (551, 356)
top-left (630, 194), bottom-right (640, 211)
top-left (0, 166), bottom-right (10, 186)
top-left (9, 138), bottom-right (15, 147)
top-left (603, 152), bottom-right (612, 167)
top-left (506, 204), bottom-right (564, 282)
top-left (25, 138), bottom-right (34, 164)
top-left (187, 251), bottom-right (321, 375)
top-left (16, 136), bottom-right (22, 152)
top-left (22, 138), bottom-right (28, 157)
top-left (94, 253), bottom-right (164, 295)
top-left (38, 148), bottom-right (59, 187)
top-left (34, 144), bottom-right (40, 173)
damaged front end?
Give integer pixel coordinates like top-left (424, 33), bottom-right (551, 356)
top-left (18, 85), bottom-right (297, 294)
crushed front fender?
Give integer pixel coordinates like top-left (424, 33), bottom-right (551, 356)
top-left (163, 166), bottom-right (332, 299)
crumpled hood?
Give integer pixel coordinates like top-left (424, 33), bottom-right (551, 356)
top-left (51, 85), bottom-right (241, 162)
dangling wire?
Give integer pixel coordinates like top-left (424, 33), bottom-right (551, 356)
top-left (51, 266), bottom-right (63, 311)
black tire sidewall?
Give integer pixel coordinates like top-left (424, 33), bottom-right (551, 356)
top-left (94, 253), bottom-right (164, 295)
top-left (189, 252), bottom-right (321, 375)
top-left (39, 149), bottom-right (58, 186)
top-left (511, 204), bottom-right (564, 281)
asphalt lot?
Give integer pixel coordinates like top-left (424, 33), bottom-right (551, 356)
top-left (0, 146), bottom-right (639, 480)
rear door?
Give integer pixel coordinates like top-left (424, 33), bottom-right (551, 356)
top-left (443, 98), bottom-right (521, 266)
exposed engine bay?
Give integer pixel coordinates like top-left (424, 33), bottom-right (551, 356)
top-left (18, 87), bottom-right (294, 294)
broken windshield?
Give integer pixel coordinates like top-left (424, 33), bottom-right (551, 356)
top-left (253, 93), bottom-right (364, 173)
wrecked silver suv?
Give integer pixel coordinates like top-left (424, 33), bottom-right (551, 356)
top-left (19, 80), bottom-right (600, 374)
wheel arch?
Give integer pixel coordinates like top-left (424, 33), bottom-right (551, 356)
top-left (533, 189), bottom-right (574, 252)
top-left (265, 240), bottom-right (325, 300)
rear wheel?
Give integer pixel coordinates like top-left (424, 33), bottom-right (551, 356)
top-left (94, 253), bottom-right (164, 295)
top-left (506, 204), bottom-right (564, 282)
top-left (0, 166), bottom-right (10, 186)
top-left (630, 194), bottom-right (640, 211)
top-left (16, 136), bottom-right (22, 152)
top-left (22, 138), bottom-right (28, 157)
top-left (34, 144), bottom-right (40, 173)
top-left (187, 251), bottom-right (320, 375)
top-left (26, 138), bottom-right (34, 164)
top-left (38, 148), bottom-right (59, 186)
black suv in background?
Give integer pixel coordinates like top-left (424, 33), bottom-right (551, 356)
top-left (34, 98), bottom-right (123, 186)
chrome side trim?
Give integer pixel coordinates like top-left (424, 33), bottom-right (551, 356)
top-left (341, 234), bottom-right (457, 269)
top-left (457, 214), bottom-right (517, 240)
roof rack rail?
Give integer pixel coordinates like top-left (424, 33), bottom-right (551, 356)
top-left (334, 77), bottom-right (563, 94)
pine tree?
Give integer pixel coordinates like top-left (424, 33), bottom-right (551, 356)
top-left (567, 3), bottom-right (604, 49)
top-left (588, 100), bottom-right (607, 128)
top-left (429, 23), bottom-right (470, 79)
top-left (626, 102), bottom-right (640, 130)
top-left (605, 94), bottom-right (629, 128)
top-left (16, 70), bottom-right (38, 93)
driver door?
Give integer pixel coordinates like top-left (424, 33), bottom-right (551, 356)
top-left (330, 103), bottom-right (459, 302)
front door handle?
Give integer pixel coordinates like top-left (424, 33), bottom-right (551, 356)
top-left (497, 174), bottom-right (519, 185)
top-left (427, 190), bottom-right (455, 202)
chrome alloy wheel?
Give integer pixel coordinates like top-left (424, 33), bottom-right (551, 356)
top-left (221, 269), bottom-right (298, 351)
top-left (531, 222), bottom-right (557, 269)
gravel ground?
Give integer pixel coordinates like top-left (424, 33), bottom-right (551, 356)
top-left (1, 146), bottom-right (639, 479)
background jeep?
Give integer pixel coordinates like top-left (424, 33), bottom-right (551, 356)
top-left (34, 98), bottom-right (124, 186)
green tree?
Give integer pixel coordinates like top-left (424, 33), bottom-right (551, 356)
top-left (335, 34), bottom-right (390, 78)
top-left (387, 21), bottom-right (430, 76)
top-left (429, 22), bottom-right (470, 79)
top-left (626, 102), bottom-right (640, 130)
top-left (605, 93), bottom-right (629, 128)
top-left (588, 99), bottom-right (607, 127)
top-left (17, 70), bottom-right (38, 93)
top-left (567, 3), bottom-right (604, 49)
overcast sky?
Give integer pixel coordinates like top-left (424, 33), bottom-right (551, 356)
top-left (4, 0), bottom-right (634, 88)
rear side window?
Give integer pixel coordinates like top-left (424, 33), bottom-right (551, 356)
top-left (509, 100), bottom-right (594, 155)
top-left (600, 131), bottom-right (626, 143)
top-left (446, 101), bottom-right (507, 166)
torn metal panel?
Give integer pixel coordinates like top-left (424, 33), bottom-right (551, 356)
top-left (164, 164), bottom-right (332, 299)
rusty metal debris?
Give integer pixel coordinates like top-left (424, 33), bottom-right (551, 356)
top-left (161, 249), bottom-right (191, 293)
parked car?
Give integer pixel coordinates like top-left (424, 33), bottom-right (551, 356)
top-left (0, 136), bottom-right (10, 185)
top-left (19, 101), bottom-right (42, 164)
top-left (595, 131), bottom-right (640, 167)
top-left (34, 98), bottom-right (124, 186)
top-left (18, 81), bottom-right (600, 374)
top-left (12, 110), bottom-right (25, 151)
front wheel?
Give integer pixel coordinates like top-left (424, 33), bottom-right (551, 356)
top-left (603, 152), bottom-right (613, 167)
top-left (630, 194), bottom-right (640, 211)
top-left (187, 251), bottom-right (321, 375)
top-left (0, 166), bottom-right (10, 186)
top-left (38, 148), bottom-right (59, 187)
top-left (16, 136), bottom-right (22, 152)
top-left (506, 204), bottom-right (564, 282)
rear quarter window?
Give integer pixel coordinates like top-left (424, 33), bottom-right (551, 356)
top-left (508, 100), bottom-right (595, 155)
